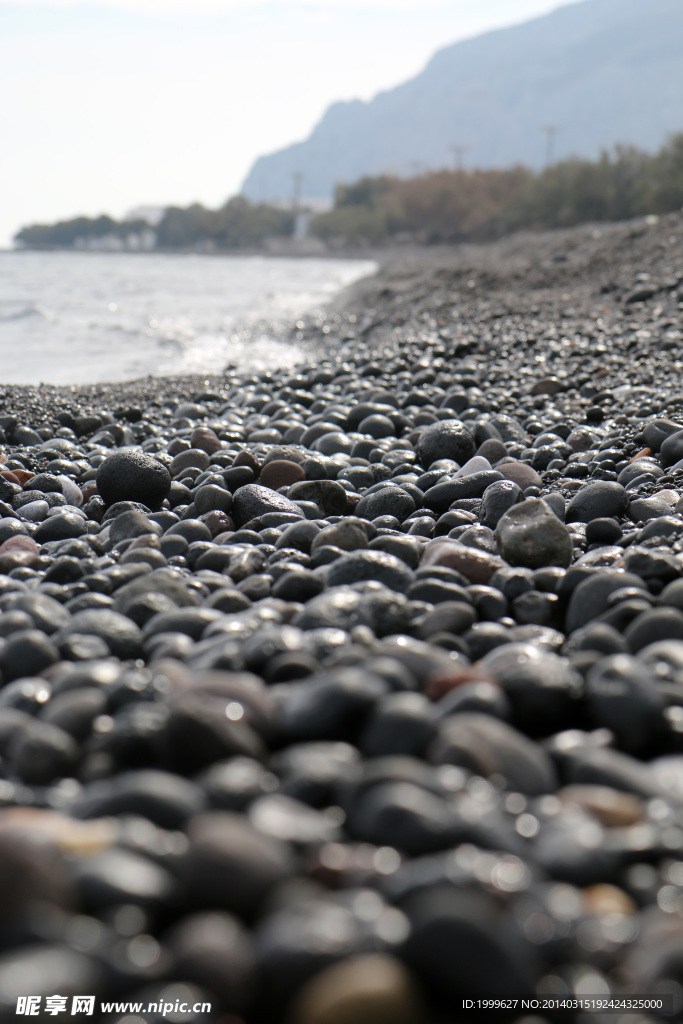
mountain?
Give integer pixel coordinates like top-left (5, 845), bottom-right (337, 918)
top-left (241, 0), bottom-right (683, 202)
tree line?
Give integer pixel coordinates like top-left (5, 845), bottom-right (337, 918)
top-left (309, 133), bottom-right (683, 245)
top-left (15, 133), bottom-right (683, 251)
top-left (14, 197), bottom-right (294, 251)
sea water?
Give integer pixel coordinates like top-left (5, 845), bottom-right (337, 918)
top-left (0, 251), bottom-right (376, 385)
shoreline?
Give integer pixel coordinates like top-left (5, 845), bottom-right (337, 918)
top-left (0, 209), bottom-right (682, 1016)
top-left (2, 210), bottom-right (677, 409)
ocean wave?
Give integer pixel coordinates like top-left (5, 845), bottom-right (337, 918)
top-left (0, 302), bottom-right (54, 322)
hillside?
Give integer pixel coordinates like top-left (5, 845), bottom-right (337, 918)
top-left (241, 0), bottom-right (683, 201)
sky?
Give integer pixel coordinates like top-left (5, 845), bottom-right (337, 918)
top-left (0, 0), bottom-right (590, 247)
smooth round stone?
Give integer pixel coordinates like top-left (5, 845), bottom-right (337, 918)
top-left (497, 461), bottom-right (543, 490)
top-left (659, 429), bottom-right (683, 467)
top-left (495, 498), bottom-right (573, 569)
top-left (454, 456), bottom-right (492, 478)
top-left (642, 418), bottom-right (680, 451)
top-left (311, 431), bottom-right (354, 456)
top-left (566, 481), bottom-right (629, 523)
top-left (420, 539), bottom-right (505, 584)
top-left (585, 654), bottom-right (665, 754)
top-left (160, 691), bottom-right (266, 774)
top-left (273, 741), bottom-right (360, 806)
top-left (170, 448), bottom-right (211, 475)
top-left (0, 520), bottom-right (29, 545)
top-left (347, 778), bottom-right (463, 854)
top-left (415, 419), bottom-right (475, 469)
top-left (617, 458), bottom-right (662, 487)
top-left (415, 601), bottom-right (475, 639)
top-left (310, 520), bottom-right (367, 554)
top-left (585, 517), bottom-right (623, 545)
top-left (198, 756), bottom-right (278, 811)
top-left (72, 845), bottom-right (178, 913)
top-left (249, 793), bottom-right (340, 845)
top-left (480, 479), bottom-right (522, 529)
top-left (355, 485), bottom-right (416, 522)
top-left (166, 911), bottom-right (255, 1010)
top-left (565, 570), bottom-right (644, 633)
top-left (233, 450), bottom-right (261, 472)
top-left (25, 472), bottom-right (64, 494)
top-left (288, 954), bottom-right (427, 1024)
top-left (40, 686), bottom-right (107, 741)
top-left (429, 712), bottom-right (557, 794)
top-left (52, 608), bottom-right (143, 659)
top-left (56, 476), bottom-right (83, 507)
top-left (564, 622), bottom-right (628, 655)
top-left (629, 497), bottom-right (674, 522)
top-left (401, 887), bottom-right (536, 1000)
top-left (5, 592), bottom-right (71, 633)
top-left (360, 692), bottom-right (437, 757)
top-left (0, 629), bottom-right (60, 681)
top-left (10, 719), bottom-right (80, 784)
top-left (358, 414), bottom-right (396, 439)
top-left (18, 499), bottom-right (49, 522)
top-left (184, 811), bottom-right (291, 916)
top-left (33, 511), bottom-right (87, 543)
top-left (259, 460), bottom-right (305, 490)
top-left (96, 449), bottom-right (172, 507)
top-left (71, 769), bottom-right (206, 828)
top-left (277, 670), bottom-right (387, 742)
top-left (0, 609), bottom-right (34, 638)
top-left (0, 944), bottom-right (104, 1013)
top-left (624, 607), bottom-right (683, 652)
top-left (559, 784), bottom-right (644, 826)
top-left (232, 484), bottom-right (303, 528)
top-left (477, 438), bottom-right (508, 462)
top-left (324, 550), bottom-right (413, 592)
top-left (479, 642), bottom-right (582, 736)
top-left (191, 426), bottom-right (222, 455)
top-left (108, 509), bottom-right (162, 545)
top-left (193, 484), bottom-right (232, 515)
top-left (288, 480), bottom-right (348, 516)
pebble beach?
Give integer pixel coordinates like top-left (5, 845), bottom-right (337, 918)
top-left (1, 212), bottom-right (683, 1022)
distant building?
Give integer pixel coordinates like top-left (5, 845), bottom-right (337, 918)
top-left (125, 205), bottom-right (166, 226)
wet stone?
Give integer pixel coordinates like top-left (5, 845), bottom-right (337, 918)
top-left (96, 449), bottom-right (172, 507)
top-left (495, 498), bottom-right (573, 569)
top-left (184, 811), bottom-right (291, 918)
top-left (231, 484), bottom-right (303, 528)
top-left (324, 550), bottom-right (413, 592)
top-left (566, 481), bottom-right (630, 523)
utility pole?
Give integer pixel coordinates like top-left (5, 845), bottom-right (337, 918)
top-left (291, 172), bottom-right (303, 213)
top-left (542, 126), bottom-right (561, 167)
top-left (449, 145), bottom-right (468, 172)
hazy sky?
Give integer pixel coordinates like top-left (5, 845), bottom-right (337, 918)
top-left (1, 0), bottom-right (589, 247)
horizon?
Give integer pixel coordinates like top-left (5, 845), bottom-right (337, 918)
top-left (0, 0), bottom-right (592, 248)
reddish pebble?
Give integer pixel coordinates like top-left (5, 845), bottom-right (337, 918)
top-left (420, 539), bottom-right (505, 584)
top-left (12, 470), bottom-right (36, 486)
top-left (199, 511), bottom-right (233, 538)
top-left (497, 460), bottom-right (543, 490)
top-left (191, 427), bottom-right (222, 456)
top-left (81, 481), bottom-right (99, 501)
top-left (0, 536), bottom-right (40, 555)
top-left (232, 450), bottom-right (261, 472)
top-left (259, 460), bottom-right (305, 490)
